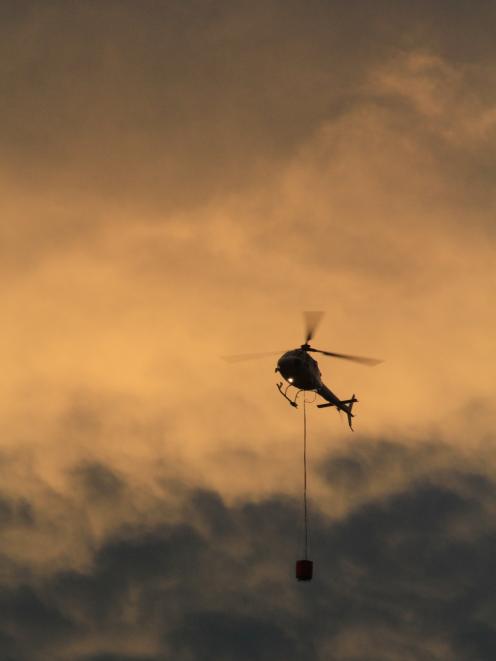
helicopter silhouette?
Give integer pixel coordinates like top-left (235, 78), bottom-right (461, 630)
top-left (224, 312), bottom-right (382, 430)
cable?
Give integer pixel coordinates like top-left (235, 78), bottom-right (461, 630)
top-left (303, 396), bottom-right (309, 560)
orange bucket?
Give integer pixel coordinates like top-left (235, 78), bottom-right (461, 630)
top-left (296, 559), bottom-right (313, 581)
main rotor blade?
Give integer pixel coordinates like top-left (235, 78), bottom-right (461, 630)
top-left (304, 310), bottom-right (325, 343)
top-left (222, 351), bottom-right (287, 363)
top-left (308, 348), bottom-right (383, 366)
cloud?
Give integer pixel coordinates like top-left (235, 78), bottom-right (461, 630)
top-left (3, 0), bottom-right (495, 237)
top-left (0, 439), bottom-right (495, 660)
top-left (170, 611), bottom-right (297, 661)
top-left (70, 462), bottom-right (126, 503)
top-left (1, 3), bottom-right (495, 658)
top-left (0, 495), bottom-right (35, 530)
top-left (78, 655), bottom-right (155, 661)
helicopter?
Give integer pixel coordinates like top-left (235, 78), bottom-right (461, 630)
top-left (224, 312), bottom-right (382, 430)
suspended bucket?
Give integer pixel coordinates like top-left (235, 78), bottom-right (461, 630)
top-left (296, 559), bottom-right (313, 581)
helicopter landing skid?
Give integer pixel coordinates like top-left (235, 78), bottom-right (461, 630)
top-left (276, 382), bottom-right (300, 408)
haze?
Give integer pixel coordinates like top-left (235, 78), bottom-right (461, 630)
top-left (1, 2), bottom-right (495, 660)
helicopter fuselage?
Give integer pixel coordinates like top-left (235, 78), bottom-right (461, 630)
top-left (224, 311), bottom-right (379, 431)
top-left (276, 349), bottom-right (322, 391)
top-left (275, 348), bottom-right (357, 429)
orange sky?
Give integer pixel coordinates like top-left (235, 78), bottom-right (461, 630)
top-left (1, 3), bottom-right (496, 659)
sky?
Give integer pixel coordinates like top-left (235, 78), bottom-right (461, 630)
top-left (1, 1), bottom-right (495, 659)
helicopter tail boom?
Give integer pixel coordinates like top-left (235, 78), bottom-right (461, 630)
top-left (316, 384), bottom-right (358, 430)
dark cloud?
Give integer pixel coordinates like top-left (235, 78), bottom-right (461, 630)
top-left (70, 462), bottom-right (125, 502)
top-left (170, 610), bottom-right (297, 661)
top-left (0, 584), bottom-right (75, 660)
top-left (320, 440), bottom-right (456, 505)
top-left (0, 496), bottom-right (35, 529)
top-left (0, 440), bottom-right (495, 660)
top-left (78, 656), bottom-right (154, 661)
